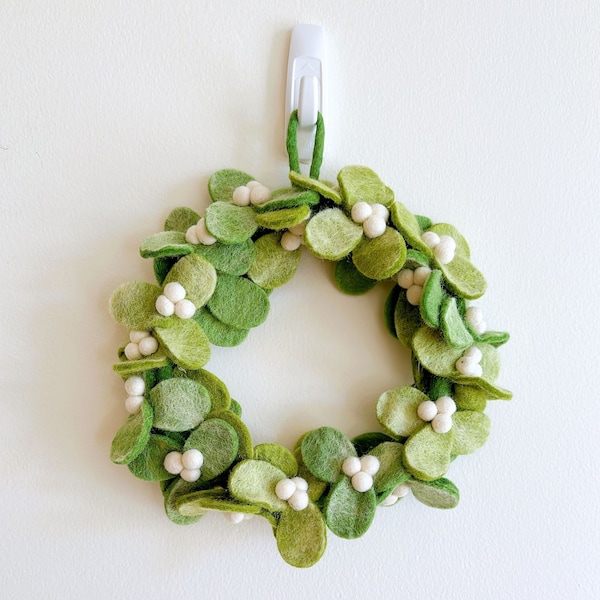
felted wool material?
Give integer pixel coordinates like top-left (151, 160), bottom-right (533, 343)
top-left (110, 281), bottom-right (163, 331)
top-left (229, 398), bottom-right (242, 417)
top-left (247, 233), bottom-right (301, 289)
top-left (377, 386), bottom-right (430, 438)
top-left (323, 475), bottom-right (376, 539)
top-left (162, 253), bottom-right (217, 309)
top-left (205, 202), bottom-right (258, 244)
top-left (140, 231), bottom-right (193, 259)
top-left (128, 433), bottom-right (181, 481)
top-left (390, 202), bottom-right (433, 256)
top-left (440, 296), bottom-right (474, 349)
top-left (229, 459), bottom-right (288, 512)
top-left (351, 227), bottom-right (407, 280)
top-left (164, 206), bottom-right (201, 233)
top-left (428, 376), bottom-right (453, 401)
top-left (304, 208), bottom-right (363, 260)
top-left (293, 448), bottom-right (328, 502)
top-left (429, 223), bottom-right (471, 259)
top-left (337, 166), bottom-right (391, 210)
top-left (351, 432), bottom-right (395, 456)
top-left (383, 286), bottom-right (400, 338)
top-left (255, 205), bottom-right (311, 230)
top-left (451, 411), bottom-right (491, 455)
top-left (410, 477), bottom-right (459, 509)
top-left (110, 400), bottom-right (153, 465)
top-left (370, 442), bottom-right (410, 493)
top-left (301, 427), bottom-right (357, 484)
top-left (420, 269), bottom-right (445, 328)
top-left (205, 409), bottom-right (253, 460)
top-left (402, 425), bottom-right (454, 481)
top-left (288, 171), bottom-right (342, 204)
top-left (252, 187), bottom-right (320, 213)
top-left (194, 307), bottom-right (250, 347)
top-left (193, 238), bottom-right (256, 277)
top-left (154, 319), bottom-right (211, 370)
top-left (477, 330), bottom-right (511, 348)
top-left (438, 255), bottom-right (487, 300)
top-left (286, 110), bottom-right (324, 180)
top-left (414, 215), bottom-right (433, 232)
top-left (153, 256), bottom-right (177, 285)
top-left (177, 487), bottom-right (262, 517)
top-left (453, 384), bottom-right (488, 411)
top-left (113, 353), bottom-right (169, 377)
top-left (208, 169), bottom-right (254, 204)
top-left (276, 502), bottom-right (327, 568)
top-left (163, 477), bottom-right (206, 525)
top-left (184, 418), bottom-right (239, 482)
top-left (404, 248), bottom-right (431, 269)
top-left (206, 273), bottom-right (270, 329)
top-left (394, 293), bottom-right (422, 348)
top-left (254, 443), bottom-right (298, 478)
top-left (334, 256), bottom-right (378, 295)
top-left (149, 378), bottom-right (211, 432)
top-left (185, 368), bottom-right (231, 412)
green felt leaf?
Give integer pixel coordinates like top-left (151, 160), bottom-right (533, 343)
top-left (193, 307), bottom-right (250, 347)
top-left (334, 256), bottom-right (377, 295)
top-left (184, 418), bottom-right (239, 481)
top-left (439, 256), bottom-right (486, 300)
top-left (255, 205), bottom-right (311, 230)
top-left (304, 208), bottom-right (363, 260)
top-left (254, 444), bottom-right (298, 478)
top-left (193, 238), bottom-right (256, 276)
top-left (229, 459), bottom-right (288, 512)
top-left (247, 233), bottom-right (301, 289)
top-left (352, 227), bottom-right (407, 280)
top-left (351, 432), bottom-right (395, 456)
top-left (451, 411), bottom-right (491, 455)
top-left (205, 202), bottom-right (258, 244)
top-left (207, 273), bottom-right (270, 329)
top-left (208, 169), bottom-right (254, 203)
top-left (383, 285), bottom-right (401, 338)
top-left (370, 442), bottom-right (410, 493)
top-left (293, 448), bottom-right (328, 502)
top-left (164, 206), bottom-right (201, 233)
top-left (453, 384), bottom-right (488, 411)
top-left (394, 293), bottom-right (423, 347)
top-left (109, 281), bottom-right (164, 330)
top-left (289, 171), bottom-right (342, 204)
top-left (429, 223), bottom-right (471, 259)
top-left (415, 215), bottom-right (433, 231)
top-left (377, 386), bottom-right (430, 438)
top-left (301, 427), bottom-right (357, 483)
top-left (420, 269), bottom-right (445, 328)
top-left (429, 376), bottom-right (453, 400)
top-left (113, 353), bottom-right (169, 377)
top-left (206, 410), bottom-right (253, 460)
top-left (253, 187), bottom-right (320, 213)
top-left (177, 488), bottom-right (262, 517)
top-left (276, 502), bottom-right (327, 568)
top-left (154, 319), bottom-right (211, 370)
top-left (128, 433), bottom-right (181, 481)
top-left (337, 166), bottom-right (391, 210)
top-left (410, 477), bottom-right (459, 509)
top-left (140, 231), bottom-right (193, 259)
top-left (163, 478), bottom-right (206, 525)
top-left (110, 400), bottom-right (153, 464)
top-left (441, 296), bottom-right (474, 348)
top-left (390, 202), bottom-right (432, 256)
top-left (324, 476), bottom-right (377, 539)
top-left (149, 378), bottom-right (211, 432)
top-left (403, 425), bottom-right (454, 481)
top-left (404, 248), bottom-right (431, 269)
top-left (185, 368), bottom-right (230, 411)
top-left (163, 253), bottom-right (217, 309)
top-left (478, 330), bottom-right (510, 348)
top-left (154, 256), bottom-right (177, 285)
top-left (229, 398), bottom-right (242, 417)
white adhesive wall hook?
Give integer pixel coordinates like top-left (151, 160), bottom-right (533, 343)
top-left (285, 24), bottom-right (325, 163)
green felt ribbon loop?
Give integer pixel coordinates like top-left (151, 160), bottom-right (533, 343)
top-left (286, 110), bottom-right (325, 180)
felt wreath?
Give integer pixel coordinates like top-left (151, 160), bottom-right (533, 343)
top-left (108, 112), bottom-right (511, 568)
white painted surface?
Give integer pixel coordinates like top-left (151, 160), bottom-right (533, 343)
top-left (1, 2), bottom-right (598, 598)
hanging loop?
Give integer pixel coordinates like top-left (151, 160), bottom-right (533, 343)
top-left (286, 110), bottom-right (325, 180)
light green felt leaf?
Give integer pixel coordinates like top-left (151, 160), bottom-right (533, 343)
top-left (338, 166), bottom-right (391, 209)
top-left (193, 239), bottom-right (256, 276)
top-left (478, 330), bottom-right (510, 348)
top-left (128, 433), bottom-right (181, 481)
top-left (403, 425), bottom-right (454, 481)
top-left (255, 205), bottom-right (311, 230)
top-left (184, 418), bottom-right (239, 481)
top-left (334, 256), bottom-right (378, 295)
top-left (205, 202), bottom-right (258, 244)
top-left (140, 231), bottom-right (193, 259)
top-left (253, 187), bottom-right (320, 213)
top-left (410, 477), bottom-right (459, 509)
top-left (109, 281), bottom-right (164, 330)
top-left (324, 476), bottom-right (377, 539)
top-left (377, 386), bottom-right (430, 438)
top-left (415, 215), bottom-right (433, 231)
top-left (207, 273), bottom-right (270, 329)
top-left (247, 233), bottom-right (301, 289)
top-left (453, 384), bottom-right (488, 411)
top-left (154, 319), bottom-right (211, 370)
top-left (439, 256), bottom-right (486, 300)
top-left (254, 443), bottom-right (298, 478)
top-left (370, 442), bottom-right (410, 493)
top-left (293, 448), bottom-right (328, 502)
top-left (301, 427), bottom-right (357, 483)
top-left (193, 307), bottom-right (250, 347)
top-left (404, 248), bottom-right (431, 269)
top-left (383, 286), bottom-right (401, 338)
top-left (185, 368), bottom-right (230, 411)
top-left (229, 398), bottom-right (242, 417)
top-left (110, 400), bottom-right (153, 464)
top-left (206, 409), bottom-right (253, 460)
top-left (113, 353), bottom-right (169, 377)
top-left (390, 202), bottom-right (432, 256)
top-left (304, 208), bottom-right (363, 260)
top-left (441, 296), bottom-right (474, 348)
top-left (451, 411), bottom-right (491, 455)
top-left (163, 253), bottom-right (217, 309)
top-left (208, 169), bottom-right (254, 203)
top-left (394, 293), bottom-right (423, 348)
top-left (229, 459), bottom-right (288, 512)
top-left (177, 488), bottom-right (261, 517)
top-left (352, 227), bottom-right (407, 280)
top-left (164, 206), bottom-right (201, 233)
top-left (276, 502), bottom-right (327, 568)
top-left (289, 171), bottom-right (342, 204)
top-left (149, 378), bottom-right (211, 432)
top-left (420, 269), bottom-right (445, 328)
top-left (163, 478), bottom-right (206, 525)
top-left (429, 223), bottom-right (471, 259)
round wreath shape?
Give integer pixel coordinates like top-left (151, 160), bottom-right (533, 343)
top-left (108, 113), bottom-right (511, 568)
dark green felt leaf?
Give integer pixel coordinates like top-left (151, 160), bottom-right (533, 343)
top-left (205, 202), bottom-right (258, 244)
top-left (255, 205), bottom-right (311, 230)
top-left (394, 293), bottom-right (423, 347)
top-left (163, 478), bottom-right (207, 525)
top-left (352, 227), bottom-right (407, 281)
top-left (383, 286), bottom-right (401, 338)
top-left (370, 442), bottom-right (410, 493)
top-left (289, 171), bottom-right (342, 204)
top-left (301, 427), bottom-right (357, 483)
top-left (253, 187), bottom-right (320, 213)
top-left (351, 432), bottom-right (395, 456)
top-left (377, 386), bottom-right (429, 438)
top-left (193, 307), bottom-right (250, 347)
top-left (276, 503), bottom-right (327, 568)
top-left (229, 459), bottom-right (288, 512)
top-left (334, 256), bottom-right (377, 295)
top-left (113, 353), bottom-right (169, 377)
top-left (163, 253), bottom-right (217, 309)
top-left (208, 169), bottom-right (254, 203)
top-left (185, 368), bottom-right (231, 411)
top-left (154, 256), bottom-right (177, 285)
top-left (410, 477), bottom-right (459, 509)
top-left (254, 443), bottom-right (298, 478)
top-left (403, 425), bottom-right (454, 481)
top-left (337, 166), bottom-right (390, 209)
top-left (441, 296), bottom-right (474, 348)
top-left (247, 233), bottom-right (301, 289)
top-left (154, 319), bottom-right (211, 370)
top-left (304, 208), bottom-right (363, 260)
top-left (324, 476), bottom-right (377, 539)
top-left (193, 239), bottom-right (256, 276)
top-left (140, 231), bottom-right (193, 259)
top-left (478, 330), bottom-right (510, 348)
top-left (109, 281), bottom-right (164, 330)
top-left (110, 400), bottom-right (153, 464)
top-left (420, 269), bottom-right (445, 328)
top-left (128, 433), bottom-right (181, 481)
top-left (164, 206), bottom-right (201, 232)
top-left (451, 411), bottom-right (491, 455)
top-left (439, 256), bottom-right (486, 300)
top-left (177, 488), bottom-right (261, 517)
top-left (415, 215), bottom-right (433, 231)
top-left (206, 410), bottom-right (253, 460)
top-left (390, 202), bottom-right (432, 256)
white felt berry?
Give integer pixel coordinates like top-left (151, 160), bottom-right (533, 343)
top-left (185, 225), bottom-right (200, 245)
top-left (456, 357), bottom-right (482, 377)
top-left (164, 451), bottom-right (183, 475)
top-left (275, 478), bottom-right (296, 501)
top-left (225, 512), bottom-right (246, 524)
top-left (463, 346), bottom-right (483, 362)
top-left (124, 376), bottom-right (145, 396)
top-left (380, 494), bottom-right (398, 506)
top-left (351, 471), bottom-right (374, 493)
top-left (342, 456), bottom-right (362, 477)
top-left (291, 476), bottom-right (308, 492)
top-left (433, 235), bottom-right (456, 264)
top-left (174, 298), bottom-right (196, 319)
top-left (413, 266), bottom-right (432, 286)
top-left (288, 221), bottom-right (307, 236)
top-left (156, 295), bottom-right (175, 317)
top-left (370, 203), bottom-right (389, 221)
top-left (421, 231), bottom-right (441, 248)
top-left (180, 468), bottom-right (201, 482)
top-left (436, 396), bottom-right (456, 415)
top-left (363, 215), bottom-right (387, 238)
top-left (351, 201), bottom-right (373, 224)
top-left (432, 413), bottom-right (453, 434)
top-left (393, 483), bottom-right (410, 498)
top-left (129, 330), bottom-right (149, 344)
top-left (196, 218), bottom-right (217, 245)
top-left (164, 282), bottom-right (186, 303)
top-left (359, 455), bottom-right (380, 476)
top-left (406, 284), bottom-right (423, 306)
top-left (288, 490), bottom-right (309, 511)
top-left (181, 449), bottom-right (204, 470)
top-left (125, 395), bottom-right (144, 414)
top-left (138, 335), bottom-right (158, 356)
top-left (397, 269), bottom-right (414, 289)
top-left (466, 306), bottom-right (487, 334)
top-left (281, 231), bottom-right (302, 251)
top-left (246, 180), bottom-right (261, 189)
top-left (124, 342), bottom-right (142, 361)
top-left (249, 184), bottom-right (271, 205)
top-left (232, 185), bottom-right (251, 206)
top-left (417, 400), bottom-right (438, 422)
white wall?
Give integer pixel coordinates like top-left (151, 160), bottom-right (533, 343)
top-left (2, 1), bottom-right (598, 598)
